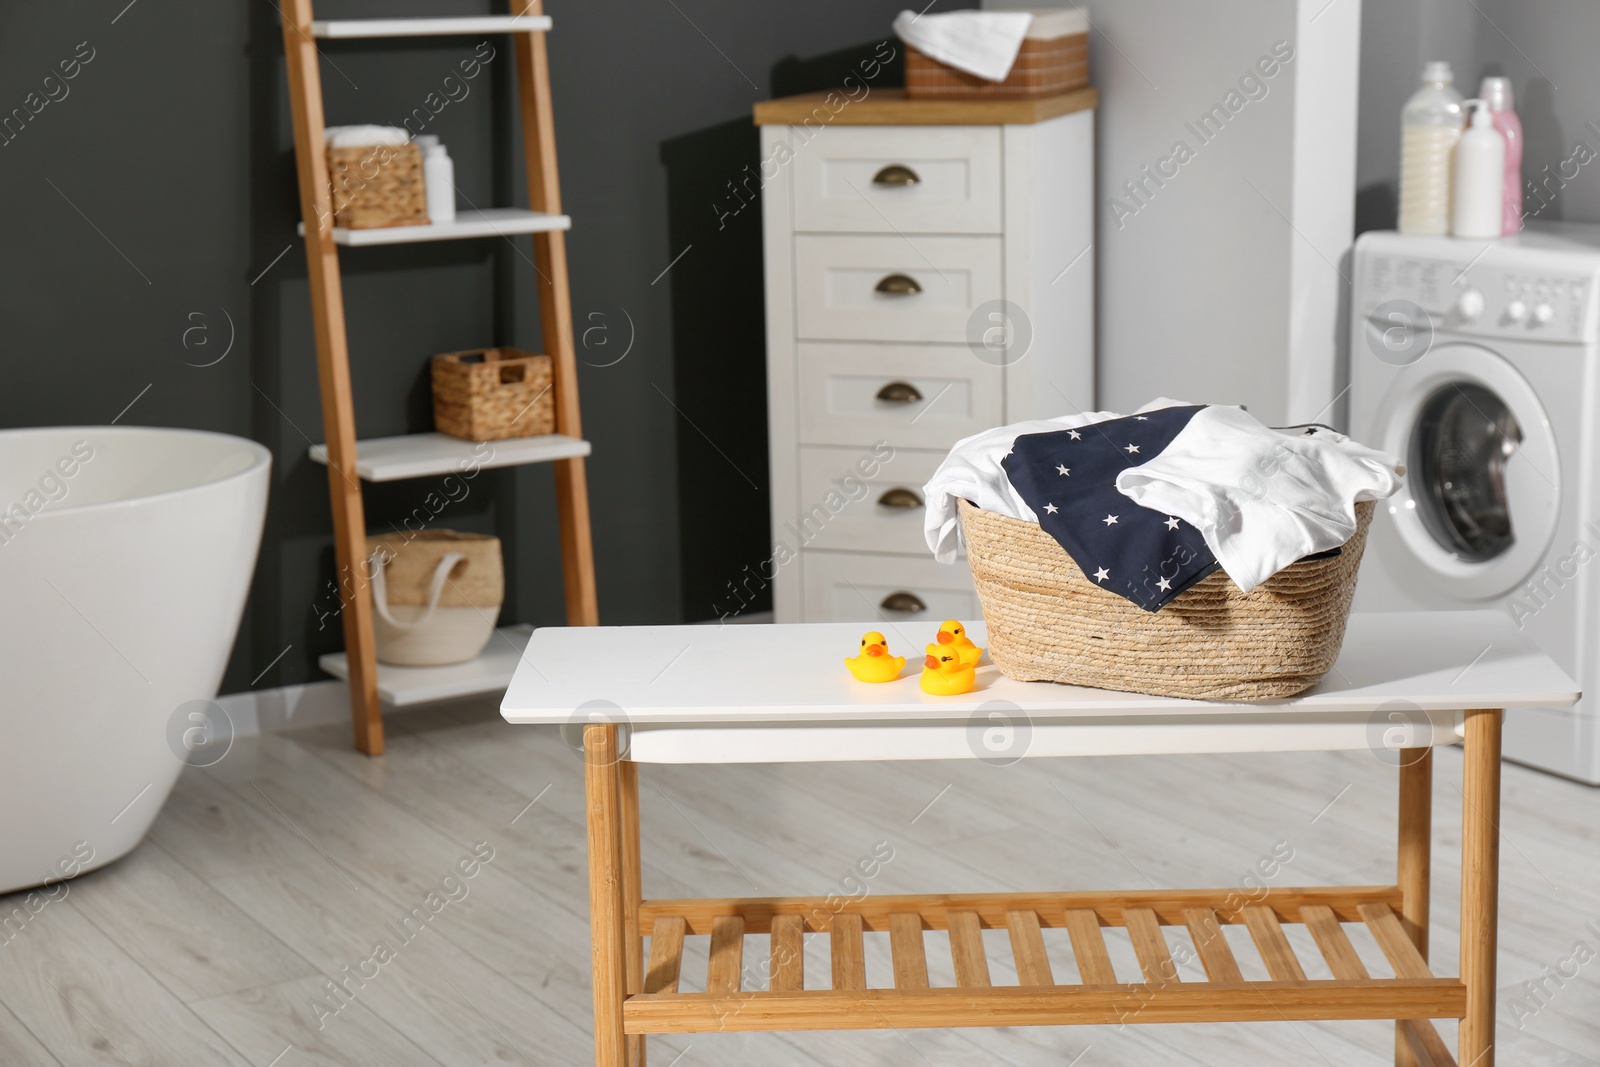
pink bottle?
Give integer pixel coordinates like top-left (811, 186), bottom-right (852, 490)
top-left (1480, 77), bottom-right (1523, 235)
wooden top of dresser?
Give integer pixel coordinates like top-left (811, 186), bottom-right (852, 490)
top-left (753, 87), bottom-right (1097, 127)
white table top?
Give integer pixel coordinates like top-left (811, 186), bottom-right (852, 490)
top-left (500, 611), bottom-right (1578, 727)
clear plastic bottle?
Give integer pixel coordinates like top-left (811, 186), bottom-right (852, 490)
top-left (1479, 77), bottom-right (1523, 235)
top-left (1398, 61), bottom-right (1465, 236)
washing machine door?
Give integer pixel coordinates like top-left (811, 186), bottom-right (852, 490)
top-left (1374, 343), bottom-right (1560, 599)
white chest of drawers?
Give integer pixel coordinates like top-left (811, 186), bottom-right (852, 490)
top-left (754, 89), bottom-right (1097, 623)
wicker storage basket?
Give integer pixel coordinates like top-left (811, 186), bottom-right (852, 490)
top-left (432, 347), bottom-right (555, 442)
top-left (906, 27), bottom-right (1088, 100)
top-left (366, 530), bottom-right (503, 666)
top-left (958, 498), bottom-right (1375, 701)
top-left (327, 141), bottom-right (428, 229)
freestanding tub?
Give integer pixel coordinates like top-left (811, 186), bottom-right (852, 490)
top-left (0, 426), bottom-right (269, 894)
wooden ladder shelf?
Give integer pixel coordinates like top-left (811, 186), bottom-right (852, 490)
top-left (628, 887), bottom-right (1462, 1060)
top-left (278, 1), bottom-right (597, 755)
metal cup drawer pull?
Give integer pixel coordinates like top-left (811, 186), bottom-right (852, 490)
top-left (871, 163), bottom-right (921, 186)
top-left (875, 380), bottom-right (923, 403)
top-left (877, 487), bottom-right (924, 509)
top-left (874, 273), bottom-right (922, 296)
top-left (879, 591), bottom-right (927, 613)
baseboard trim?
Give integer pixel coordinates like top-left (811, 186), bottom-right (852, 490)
top-left (216, 680), bottom-right (352, 737)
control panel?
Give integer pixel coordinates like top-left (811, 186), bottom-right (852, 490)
top-left (1357, 252), bottom-right (1598, 344)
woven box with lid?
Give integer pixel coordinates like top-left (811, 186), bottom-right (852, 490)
top-left (432, 347), bottom-right (555, 442)
top-left (957, 498), bottom-right (1375, 701)
top-left (906, 9), bottom-right (1089, 100)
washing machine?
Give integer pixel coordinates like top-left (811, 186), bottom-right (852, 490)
top-left (1350, 222), bottom-right (1600, 784)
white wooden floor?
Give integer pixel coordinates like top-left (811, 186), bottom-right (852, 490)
top-left (2, 696), bottom-right (1597, 1066)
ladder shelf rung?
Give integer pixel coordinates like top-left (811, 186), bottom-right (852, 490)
top-left (311, 16), bottom-right (552, 39)
top-left (299, 208), bottom-right (571, 248)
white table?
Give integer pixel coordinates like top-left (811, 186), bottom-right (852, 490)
top-left (502, 611), bottom-right (1578, 1067)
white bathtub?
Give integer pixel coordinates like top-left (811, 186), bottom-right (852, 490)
top-left (0, 426), bottom-right (269, 894)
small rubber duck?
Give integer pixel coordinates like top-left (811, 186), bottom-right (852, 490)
top-left (920, 642), bottom-right (977, 696)
top-left (845, 631), bottom-right (907, 683)
top-left (935, 619), bottom-right (983, 669)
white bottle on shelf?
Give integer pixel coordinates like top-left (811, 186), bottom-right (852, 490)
top-left (421, 140), bottom-right (456, 225)
top-left (1452, 101), bottom-right (1506, 239)
top-left (1398, 61), bottom-right (1464, 236)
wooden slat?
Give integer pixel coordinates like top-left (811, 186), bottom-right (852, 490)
top-left (1401, 1018), bottom-right (1457, 1067)
top-left (1064, 909), bottom-right (1118, 985)
top-left (706, 916), bottom-right (745, 995)
top-left (1241, 906), bottom-right (1307, 982)
top-left (753, 86), bottom-right (1099, 127)
top-left (1397, 748), bottom-right (1434, 1067)
top-left (512, 0), bottom-right (597, 626)
top-left (1182, 908), bottom-right (1243, 983)
top-left (638, 885), bottom-right (1402, 935)
top-left (644, 917), bottom-right (686, 994)
top-left (1006, 910), bottom-right (1053, 987)
top-left (279, 0), bottom-right (384, 756)
top-left (831, 913), bottom-right (866, 991)
top-left (1124, 908), bottom-right (1177, 986)
top-left (623, 978), bottom-right (1469, 1034)
top-left (582, 725), bottom-right (628, 1067)
top-left (1460, 708), bottom-right (1503, 1067)
top-left (889, 913), bottom-right (928, 990)
top-left (770, 914), bottom-right (804, 993)
top-left (948, 911), bottom-right (991, 988)
top-left (1360, 903), bottom-right (1434, 980)
top-left (1301, 905), bottom-right (1371, 980)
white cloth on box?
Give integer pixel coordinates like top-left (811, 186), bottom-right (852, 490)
top-left (922, 398), bottom-right (1193, 564)
top-left (324, 125), bottom-right (412, 148)
top-left (892, 9), bottom-right (1034, 83)
top-left (1115, 406), bottom-right (1403, 592)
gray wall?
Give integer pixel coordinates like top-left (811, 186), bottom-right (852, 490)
top-left (0, 0), bottom-right (914, 692)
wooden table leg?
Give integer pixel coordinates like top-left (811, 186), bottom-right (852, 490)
top-left (585, 724), bottom-right (628, 1067)
top-left (1395, 747), bottom-right (1432, 1067)
top-left (1460, 709), bottom-right (1503, 1067)
top-left (620, 760), bottom-right (645, 1067)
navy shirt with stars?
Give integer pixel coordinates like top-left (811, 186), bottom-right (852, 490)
top-left (1001, 406), bottom-right (1221, 612)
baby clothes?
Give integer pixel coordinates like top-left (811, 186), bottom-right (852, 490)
top-left (1003, 406), bottom-right (1221, 611)
top-left (1115, 406), bottom-right (1403, 592)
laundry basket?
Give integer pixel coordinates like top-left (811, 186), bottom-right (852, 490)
top-left (957, 499), bottom-right (1375, 700)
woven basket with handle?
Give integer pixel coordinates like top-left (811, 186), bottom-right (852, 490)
top-left (957, 498), bottom-right (1374, 701)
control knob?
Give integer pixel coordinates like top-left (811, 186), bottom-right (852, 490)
top-left (1505, 299), bottom-right (1528, 323)
top-left (1533, 302), bottom-right (1556, 326)
top-left (1455, 287), bottom-right (1485, 323)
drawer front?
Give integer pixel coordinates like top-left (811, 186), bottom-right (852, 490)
top-left (795, 447), bottom-right (948, 556)
top-left (801, 550), bottom-right (978, 624)
top-left (795, 235), bottom-right (1003, 344)
top-left (791, 126), bottom-right (1002, 235)
top-left (797, 342), bottom-right (1004, 450)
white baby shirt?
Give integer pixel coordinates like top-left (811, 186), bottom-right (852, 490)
top-left (1114, 406), bottom-right (1403, 592)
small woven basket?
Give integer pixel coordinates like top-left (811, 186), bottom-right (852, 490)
top-left (957, 499), bottom-right (1375, 701)
top-left (327, 141), bottom-right (428, 229)
top-left (905, 33), bottom-right (1088, 99)
top-left (432, 347), bottom-right (555, 442)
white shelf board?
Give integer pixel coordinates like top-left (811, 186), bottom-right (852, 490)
top-left (299, 208), bottom-right (570, 247)
top-left (310, 432), bottom-right (590, 482)
top-left (312, 16), bottom-right (551, 39)
top-left (321, 624), bottom-right (533, 707)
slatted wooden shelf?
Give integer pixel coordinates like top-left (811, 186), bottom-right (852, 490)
top-left (624, 886), bottom-right (1464, 1042)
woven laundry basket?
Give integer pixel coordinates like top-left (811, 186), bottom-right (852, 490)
top-left (905, 9), bottom-right (1089, 99)
top-left (957, 498), bottom-right (1375, 701)
top-left (366, 530), bottom-right (503, 666)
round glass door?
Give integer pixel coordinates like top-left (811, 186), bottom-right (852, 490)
top-left (1409, 383), bottom-right (1521, 562)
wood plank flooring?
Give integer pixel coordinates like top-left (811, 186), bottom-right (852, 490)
top-left (1, 694), bottom-right (1596, 1065)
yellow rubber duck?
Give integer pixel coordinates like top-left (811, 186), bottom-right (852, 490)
top-left (935, 619), bottom-right (983, 670)
top-left (920, 642), bottom-right (977, 696)
top-left (845, 631), bottom-right (906, 683)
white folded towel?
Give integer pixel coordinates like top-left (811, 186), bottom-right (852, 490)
top-left (892, 9), bottom-right (1034, 82)
top-left (1115, 407), bottom-right (1403, 592)
top-left (324, 125), bottom-right (412, 149)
